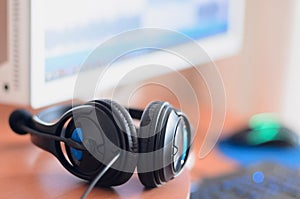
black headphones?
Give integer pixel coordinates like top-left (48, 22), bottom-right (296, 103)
top-left (9, 99), bottom-right (191, 188)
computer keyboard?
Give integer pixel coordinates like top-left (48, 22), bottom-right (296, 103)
top-left (190, 162), bottom-right (300, 199)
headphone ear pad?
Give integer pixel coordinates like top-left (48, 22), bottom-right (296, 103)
top-left (137, 101), bottom-right (165, 187)
top-left (95, 99), bottom-right (138, 186)
top-left (101, 99), bottom-right (138, 153)
top-left (138, 101), bottom-right (163, 138)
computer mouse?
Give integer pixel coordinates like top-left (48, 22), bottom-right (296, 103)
top-left (226, 113), bottom-right (299, 147)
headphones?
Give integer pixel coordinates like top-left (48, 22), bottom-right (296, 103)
top-left (9, 99), bottom-right (191, 188)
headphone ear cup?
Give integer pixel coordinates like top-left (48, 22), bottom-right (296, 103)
top-left (137, 101), bottom-right (166, 188)
top-left (63, 119), bottom-right (105, 180)
top-left (63, 100), bottom-right (138, 187)
top-left (91, 99), bottom-right (138, 186)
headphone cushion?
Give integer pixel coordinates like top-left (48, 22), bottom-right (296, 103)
top-left (137, 101), bottom-right (165, 187)
top-left (102, 99), bottom-right (138, 152)
top-left (97, 99), bottom-right (138, 185)
top-left (139, 101), bottom-right (163, 139)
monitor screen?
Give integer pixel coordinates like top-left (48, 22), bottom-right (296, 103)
top-left (30, 0), bottom-right (244, 108)
top-left (44, 0), bottom-right (229, 82)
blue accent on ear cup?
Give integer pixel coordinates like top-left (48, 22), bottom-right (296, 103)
top-left (182, 127), bottom-right (188, 163)
top-left (71, 128), bottom-right (83, 161)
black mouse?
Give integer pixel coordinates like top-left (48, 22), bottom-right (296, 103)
top-left (226, 113), bottom-right (299, 147)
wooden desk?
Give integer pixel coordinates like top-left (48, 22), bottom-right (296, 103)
top-left (0, 105), bottom-right (190, 199)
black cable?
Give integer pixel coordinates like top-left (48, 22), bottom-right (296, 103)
top-left (80, 153), bottom-right (120, 199)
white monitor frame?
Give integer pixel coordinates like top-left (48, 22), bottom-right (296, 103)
top-left (30, 0), bottom-right (245, 108)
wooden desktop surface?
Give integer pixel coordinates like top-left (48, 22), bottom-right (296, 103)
top-left (0, 103), bottom-right (246, 198)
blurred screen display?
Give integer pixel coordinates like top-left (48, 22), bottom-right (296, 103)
top-left (44, 0), bottom-right (229, 81)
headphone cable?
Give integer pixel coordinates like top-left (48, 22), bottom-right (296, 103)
top-left (80, 152), bottom-right (121, 199)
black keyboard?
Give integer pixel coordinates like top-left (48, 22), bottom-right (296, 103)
top-left (190, 162), bottom-right (300, 199)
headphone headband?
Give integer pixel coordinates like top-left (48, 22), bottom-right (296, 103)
top-left (34, 104), bottom-right (144, 125)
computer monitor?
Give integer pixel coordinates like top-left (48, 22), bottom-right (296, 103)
top-left (0, 0), bottom-right (244, 108)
